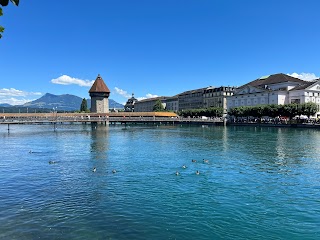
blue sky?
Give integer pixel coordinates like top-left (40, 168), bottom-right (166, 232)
top-left (1, 0), bottom-right (320, 105)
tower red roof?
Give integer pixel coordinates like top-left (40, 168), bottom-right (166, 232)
top-left (89, 74), bottom-right (110, 93)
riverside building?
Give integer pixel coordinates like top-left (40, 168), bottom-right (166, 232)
top-left (131, 86), bottom-right (234, 113)
top-left (177, 86), bottom-right (234, 114)
top-left (203, 86), bottom-right (234, 113)
top-left (164, 96), bottom-right (179, 112)
top-left (134, 96), bottom-right (168, 112)
top-left (177, 88), bottom-right (206, 111)
top-left (227, 73), bottom-right (320, 116)
top-left (124, 93), bottom-right (137, 112)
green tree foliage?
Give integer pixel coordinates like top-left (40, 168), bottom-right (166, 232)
top-left (153, 99), bottom-right (165, 112)
top-left (0, 0), bottom-right (19, 38)
top-left (0, 8), bottom-right (4, 37)
top-left (252, 105), bottom-right (265, 118)
top-left (228, 102), bottom-right (318, 120)
top-left (228, 106), bottom-right (248, 118)
top-left (300, 102), bottom-right (317, 118)
top-left (279, 103), bottom-right (298, 120)
top-left (0, 0), bottom-right (19, 6)
top-left (80, 98), bottom-right (88, 112)
top-left (267, 104), bottom-right (280, 118)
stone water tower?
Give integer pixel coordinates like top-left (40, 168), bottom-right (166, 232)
top-left (89, 74), bottom-right (111, 113)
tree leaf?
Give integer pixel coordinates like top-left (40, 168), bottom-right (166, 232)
top-left (0, 26), bottom-right (4, 38)
top-left (0, 0), bottom-right (9, 7)
top-left (10, 0), bottom-right (19, 6)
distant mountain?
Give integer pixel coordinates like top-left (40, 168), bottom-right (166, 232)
top-left (22, 93), bottom-right (124, 111)
top-left (0, 103), bottom-right (12, 107)
top-left (22, 93), bottom-right (80, 111)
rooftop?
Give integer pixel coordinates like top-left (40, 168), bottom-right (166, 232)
top-left (136, 96), bottom-right (168, 103)
top-left (291, 80), bottom-right (318, 90)
top-left (89, 74), bottom-right (111, 93)
top-left (240, 73), bottom-right (307, 89)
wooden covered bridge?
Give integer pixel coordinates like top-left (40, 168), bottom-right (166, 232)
top-left (0, 112), bottom-right (222, 129)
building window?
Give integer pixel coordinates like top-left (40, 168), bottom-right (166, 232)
top-left (291, 99), bottom-right (300, 104)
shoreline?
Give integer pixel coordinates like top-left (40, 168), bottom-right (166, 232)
top-left (225, 122), bottom-right (320, 129)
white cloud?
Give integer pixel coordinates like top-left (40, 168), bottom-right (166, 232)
top-left (0, 88), bottom-right (42, 97)
top-left (0, 88), bottom-right (42, 105)
top-left (51, 75), bottom-right (94, 87)
top-left (288, 72), bottom-right (319, 81)
top-left (146, 93), bottom-right (159, 98)
top-left (137, 94), bottom-right (159, 101)
top-left (114, 87), bottom-right (131, 98)
top-left (114, 87), bottom-right (159, 101)
top-left (136, 97), bottom-right (146, 101)
top-left (0, 97), bottom-right (36, 105)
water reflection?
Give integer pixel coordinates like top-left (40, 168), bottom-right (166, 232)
top-left (90, 124), bottom-right (109, 155)
top-left (222, 126), bottom-right (228, 152)
top-left (275, 128), bottom-right (289, 166)
top-left (90, 124), bottom-right (110, 172)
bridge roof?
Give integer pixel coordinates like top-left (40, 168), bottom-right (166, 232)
top-left (0, 112), bottom-right (178, 118)
top-left (89, 74), bottom-right (110, 93)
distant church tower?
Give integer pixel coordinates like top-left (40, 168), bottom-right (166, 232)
top-left (89, 74), bottom-right (111, 113)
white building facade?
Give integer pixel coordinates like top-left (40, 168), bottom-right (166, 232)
top-left (227, 73), bottom-right (320, 116)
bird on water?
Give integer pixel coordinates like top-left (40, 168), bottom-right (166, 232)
top-left (92, 167), bottom-right (97, 172)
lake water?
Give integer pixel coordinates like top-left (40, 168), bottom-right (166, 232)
top-left (0, 124), bottom-right (319, 240)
